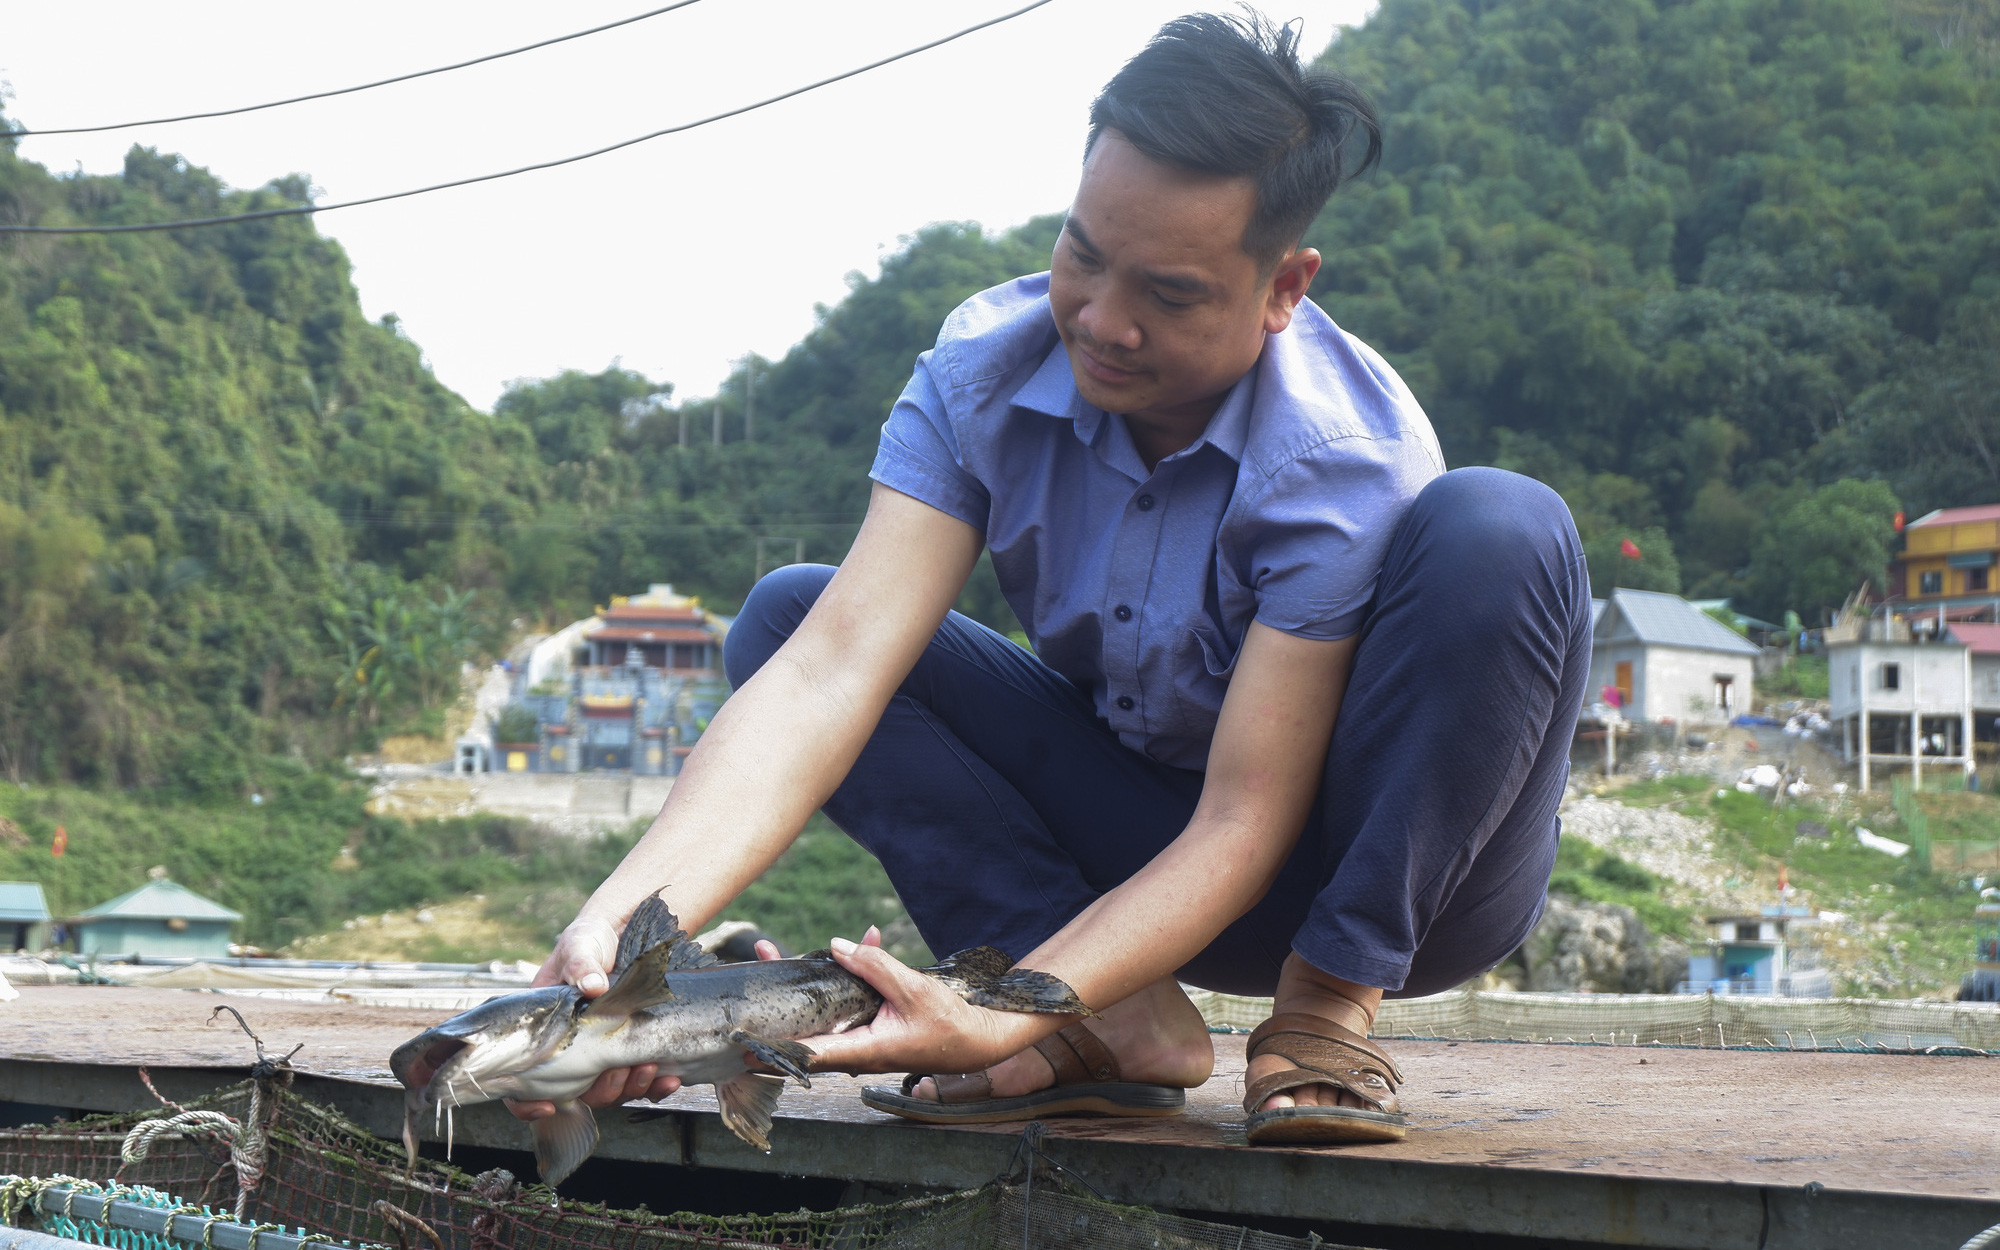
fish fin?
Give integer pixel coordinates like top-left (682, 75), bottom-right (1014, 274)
top-left (612, 895), bottom-right (721, 978)
top-left (531, 1100), bottom-right (598, 1187)
top-left (584, 940), bottom-right (678, 1019)
top-left (400, 1087), bottom-right (424, 1177)
top-left (730, 1031), bottom-right (816, 1088)
top-left (715, 1072), bottom-right (786, 1152)
top-left (929, 946), bottom-right (1096, 1017)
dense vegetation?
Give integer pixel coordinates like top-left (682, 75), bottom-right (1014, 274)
top-left (1307, 0), bottom-right (1999, 616)
top-left (2, 0), bottom-right (1998, 799)
top-left (0, 772), bottom-right (916, 959)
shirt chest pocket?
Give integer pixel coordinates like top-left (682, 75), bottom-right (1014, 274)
top-left (1165, 562), bottom-right (1257, 738)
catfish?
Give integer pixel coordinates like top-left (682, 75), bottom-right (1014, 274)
top-left (389, 897), bottom-right (1089, 1184)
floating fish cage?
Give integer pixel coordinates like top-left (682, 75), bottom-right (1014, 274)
top-left (0, 1081), bottom-right (1358, 1250)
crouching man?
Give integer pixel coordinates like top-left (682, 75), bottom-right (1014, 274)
top-left (517, 12), bottom-right (1588, 1145)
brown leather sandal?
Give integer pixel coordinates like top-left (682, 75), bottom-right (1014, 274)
top-left (1243, 1012), bottom-right (1408, 1145)
top-left (860, 1022), bottom-right (1186, 1124)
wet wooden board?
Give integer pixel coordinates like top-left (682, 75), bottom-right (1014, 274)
top-left (4, 984), bottom-right (1996, 1205)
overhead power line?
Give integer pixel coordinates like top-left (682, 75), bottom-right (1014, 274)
top-left (0, 0), bottom-right (1058, 236)
top-left (0, 0), bottom-right (709, 140)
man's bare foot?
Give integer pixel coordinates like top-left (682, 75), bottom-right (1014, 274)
top-left (1246, 953), bottom-right (1385, 1111)
top-left (908, 976), bottom-right (1214, 1101)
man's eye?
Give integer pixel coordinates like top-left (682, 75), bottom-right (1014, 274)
top-left (1070, 247), bottom-right (1098, 267)
top-left (1154, 294), bottom-right (1193, 309)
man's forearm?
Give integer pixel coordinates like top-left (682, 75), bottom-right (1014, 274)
top-left (1015, 810), bottom-right (1295, 1007)
top-left (1014, 622), bottom-right (1354, 1011)
top-left (569, 484), bottom-right (984, 941)
top-left (575, 647), bottom-right (871, 936)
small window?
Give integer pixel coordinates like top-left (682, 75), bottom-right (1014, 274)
top-left (1921, 570), bottom-right (1944, 595)
top-left (1970, 567), bottom-right (1991, 592)
top-left (1882, 663), bottom-right (1900, 690)
top-left (1714, 674), bottom-right (1734, 713)
top-left (1735, 923), bottom-right (1760, 942)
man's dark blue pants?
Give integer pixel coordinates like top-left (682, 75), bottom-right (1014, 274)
top-left (723, 468), bottom-right (1592, 998)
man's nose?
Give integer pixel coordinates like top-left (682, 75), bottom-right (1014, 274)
top-left (1077, 294), bottom-right (1142, 352)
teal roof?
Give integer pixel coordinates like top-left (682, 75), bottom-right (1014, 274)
top-left (0, 881), bottom-right (50, 924)
top-left (73, 878), bottom-right (241, 923)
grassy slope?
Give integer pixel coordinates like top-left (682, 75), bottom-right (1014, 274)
top-left (1614, 775), bottom-right (1991, 996)
top-left (0, 778), bottom-right (922, 966)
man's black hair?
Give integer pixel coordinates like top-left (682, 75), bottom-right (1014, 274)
top-left (1087, 11), bottom-right (1382, 266)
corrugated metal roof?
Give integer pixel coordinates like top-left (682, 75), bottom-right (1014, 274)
top-left (1601, 589), bottom-right (1762, 656)
top-left (1591, 599), bottom-right (1607, 631)
top-left (0, 881), bottom-right (50, 923)
top-left (73, 879), bottom-right (242, 923)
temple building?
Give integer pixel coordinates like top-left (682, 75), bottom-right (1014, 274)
top-left (486, 585), bottom-right (731, 776)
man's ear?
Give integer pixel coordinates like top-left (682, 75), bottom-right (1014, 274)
top-left (1263, 248), bottom-right (1322, 334)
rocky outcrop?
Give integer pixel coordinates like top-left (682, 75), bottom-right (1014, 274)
top-left (1507, 895), bottom-right (1688, 994)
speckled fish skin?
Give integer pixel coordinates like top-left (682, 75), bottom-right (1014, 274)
top-left (392, 956), bottom-right (882, 1114)
top-left (390, 910), bottom-right (1090, 1186)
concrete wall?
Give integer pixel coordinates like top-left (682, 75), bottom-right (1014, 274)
top-left (1645, 647), bottom-right (1754, 722)
top-left (75, 918), bottom-right (232, 958)
top-left (1974, 655), bottom-right (2000, 713)
top-left (1829, 642), bottom-right (1968, 719)
top-left (1588, 642), bottom-right (1752, 723)
top-left (1586, 641), bottom-right (1654, 715)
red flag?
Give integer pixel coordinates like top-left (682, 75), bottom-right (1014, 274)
top-left (51, 825), bottom-right (66, 858)
top-left (1619, 537), bottom-right (1642, 560)
top-left (1894, 511), bottom-right (1906, 533)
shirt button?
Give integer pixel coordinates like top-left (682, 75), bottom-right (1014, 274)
top-left (1135, 494), bottom-right (1155, 511)
top-left (1114, 604), bottom-right (1132, 622)
top-left (1116, 695), bottom-right (1135, 711)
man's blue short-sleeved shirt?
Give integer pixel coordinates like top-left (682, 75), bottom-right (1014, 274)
top-left (871, 273), bottom-right (1443, 771)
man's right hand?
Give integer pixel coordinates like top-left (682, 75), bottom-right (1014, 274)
top-left (507, 914), bottom-right (681, 1121)
top-left (533, 915), bottom-right (622, 997)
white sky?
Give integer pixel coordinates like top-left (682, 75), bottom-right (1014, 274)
top-left (3, 0), bottom-right (1377, 411)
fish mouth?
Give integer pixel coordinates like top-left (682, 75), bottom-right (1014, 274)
top-left (392, 1033), bottom-right (474, 1099)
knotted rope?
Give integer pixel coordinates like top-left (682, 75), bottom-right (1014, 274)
top-left (120, 1112), bottom-right (244, 1167)
top-left (118, 1008), bottom-right (300, 1221)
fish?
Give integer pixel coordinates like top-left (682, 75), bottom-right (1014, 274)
top-left (389, 896), bottom-right (1090, 1185)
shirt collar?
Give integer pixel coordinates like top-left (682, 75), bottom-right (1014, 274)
top-left (1011, 341), bottom-right (1258, 466)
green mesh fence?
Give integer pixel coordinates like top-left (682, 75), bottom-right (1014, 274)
top-left (0, 1084), bottom-right (1371, 1250)
top-left (1188, 987), bottom-right (2000, 1054)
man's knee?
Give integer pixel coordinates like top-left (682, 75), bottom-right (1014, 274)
top-left (722, 563), bottom-right (837, 689)
top-left (1407, 468), bottom-right (1579, 572)
top-left (1393, 469), bottom-right (1584, 621)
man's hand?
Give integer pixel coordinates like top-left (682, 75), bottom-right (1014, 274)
top-left (792, 937), bottom-right (1064, 1078)
top-left (506, 915), bottom-right (678, 1121)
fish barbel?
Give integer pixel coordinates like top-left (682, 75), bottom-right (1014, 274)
top-left (389, 897), bottom-right (1089, 1185)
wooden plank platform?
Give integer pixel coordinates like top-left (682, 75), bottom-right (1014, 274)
top-left (3, 986), bottom-right (1997, 1249)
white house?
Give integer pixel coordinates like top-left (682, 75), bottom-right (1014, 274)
top-left (1589, 589), bottom-right (1761, 724)
top-left (1827, 612), bottom-right (1973, 791)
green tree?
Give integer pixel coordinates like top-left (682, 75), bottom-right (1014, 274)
top-left (1584, 526), bottom-right (1682, 595)
top-left (1743, 479), bottom-right (1901, 623)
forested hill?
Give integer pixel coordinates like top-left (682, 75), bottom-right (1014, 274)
top-left (1304, 0), bottom-right (2000, 608)
top-left (2, 0), bottom-right (1998, 791)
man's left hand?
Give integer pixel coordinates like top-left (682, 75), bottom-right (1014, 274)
top-left (766, 933), bottom-right (1058, 1077)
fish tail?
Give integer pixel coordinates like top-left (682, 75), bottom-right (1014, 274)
top-left (927, 946), bottom-right (1094, 1016)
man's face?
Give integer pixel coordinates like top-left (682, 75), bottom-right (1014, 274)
top-left (1049, 129), bottom-right (1314, 423)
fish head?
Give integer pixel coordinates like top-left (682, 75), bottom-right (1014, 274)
top-left (392, 985), bottom-right (581, 1114)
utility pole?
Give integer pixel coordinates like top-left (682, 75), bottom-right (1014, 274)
top-left (677, 407), bottom-right (688, 449)
top-left (755, 536), bottom-right (806, 582)
top-left (745, 363), bottom-right (756, 444)
top-left (712, 397), bottom-right (722, 446)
